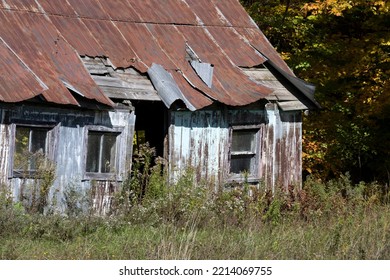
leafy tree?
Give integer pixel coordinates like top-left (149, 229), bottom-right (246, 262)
top-left (242, 0), bottom-right (390, 183)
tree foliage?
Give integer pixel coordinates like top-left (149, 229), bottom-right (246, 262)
top-left (242, 0), bottom-right (390, 183)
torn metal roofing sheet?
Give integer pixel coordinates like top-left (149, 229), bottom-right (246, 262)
top-left (0, 0), bottom-right (318, 110)
top-left (235, 27), bottom-right (295, 76)
top-left (148, 64), bottom-right (196, 111)
top-left (0, 37), bottom-right (47, 102)
top-left (176, 25), bottom-right (273, 105)
top-left (80, 19), bottom-right (143, 70)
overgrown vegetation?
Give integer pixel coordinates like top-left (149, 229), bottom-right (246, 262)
top-left (1, 145), bottom-right (390, 260)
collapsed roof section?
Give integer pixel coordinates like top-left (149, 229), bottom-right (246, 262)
top-left (0, 0), bottom-right (319, 110)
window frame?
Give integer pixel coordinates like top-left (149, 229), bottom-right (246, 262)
top-left (9, 123), bottom-right (57, 178)
top-left (83, 125), bottom-right (124, 181)
top-left (228, 124), bottom-right (260, 182)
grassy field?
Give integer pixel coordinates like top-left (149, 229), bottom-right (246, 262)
top-left (1, 172), bottom-right (390, 260)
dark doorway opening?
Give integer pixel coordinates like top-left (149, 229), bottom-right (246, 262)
top-left (132, 101), bottom-right (167, 158)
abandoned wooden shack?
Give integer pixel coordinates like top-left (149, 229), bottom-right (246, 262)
top-left (0, 0), bottom-right (320, 214)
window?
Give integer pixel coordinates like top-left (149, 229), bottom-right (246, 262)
top-left (84, 127), bottom-right (123, 179)
top-left (229, 126), bottom-right (259, 180)
top-left (13, 125), bottom-right (50, 176)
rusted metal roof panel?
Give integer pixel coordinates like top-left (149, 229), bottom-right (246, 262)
top-left (0, 37), bottom-right (47, 102)
top-left (177, 26), bottom-right (273, 105)
top-left (236, 27), bottom-right (295, 76)
top-left (130, 0), bottom-right (197, 25)
top-left (37, 0), bottom-right (78, 17)
top-left (0, 0), bottom-right (312, 110)
top-left (0, 0), bottom-right (40, 12)
top-left (214, 0), bottom-right (258, 28)
top-left (96, 0), bottom-right (142, 22)
top-left (0, 10), bottom-right (77, 105)
top-left (146, 24), bottom-right (221, 103)
top-left (185, 0), bottom-right (297, 77)
top-left (169, 70), bottom-right (213, 109)
top-left (206, 26), bottom-right (266, 67)
top-left (49, 16), bottom-right (105, 57)
top-left (183, 0), bottom-right (227, 26)
top-left (148, 64), bottom-right (196, 111)
top-left (146, 24), bottom-right (271, 107)
top-left (81, 19), bottom-right (143, 71)
top-left (65, 0), bottom-right (110, 20)
top-left (115, 22), bottom-right (176, 70)
top-left (0, 10), bottom-right (113, 106)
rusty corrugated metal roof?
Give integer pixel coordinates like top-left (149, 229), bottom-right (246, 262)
top-left (0, 0), bottom-right (313, 109)
top-left (129, 0), bottom-right (197, 25)
top-left (206, 26), bottom-right (266, 67)
top-left (0, 37), bottom-right (47, 102)
top-left (95, 0), bottom-right (141, 22)
top-left (184, 0), bottom-right (295, 76)
top-left (0, 9), bottom-right (113, 106)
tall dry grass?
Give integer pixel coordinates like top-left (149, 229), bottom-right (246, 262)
top-left (1, 145), bottom-right (390, 259)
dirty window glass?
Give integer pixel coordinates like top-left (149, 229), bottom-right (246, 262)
top-left (230, 129), bottom-right (257, 175)
top-left (14, 126), bottom-right (48, 173)
top-left (231, 130), bottom-right (256, 153)
top-left (86, 131), bottom-right (118, 173)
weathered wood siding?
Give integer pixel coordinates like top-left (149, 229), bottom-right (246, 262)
top-left (263, 104), bottom-right (302, 191)
top-left (168, 110), bottom-right (230, 184)
top-left (0, 104), bottom-right (135, 214)
top-left (168, 104), bottom-right (302, 190)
